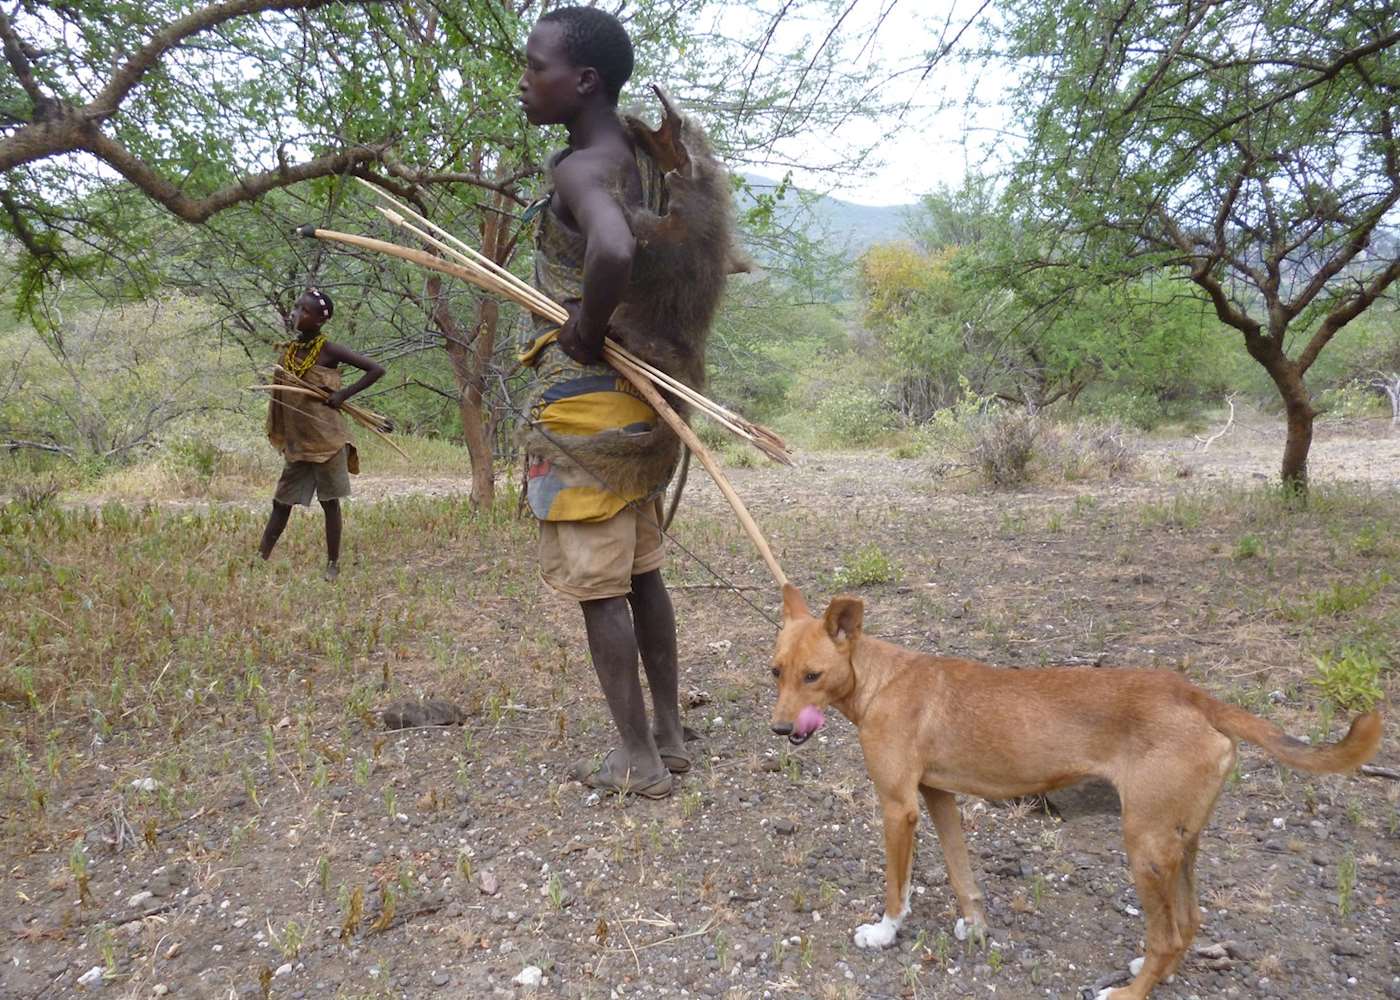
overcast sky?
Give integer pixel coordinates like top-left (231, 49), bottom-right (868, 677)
top-left (707, 0), bottom-right (1013, 207)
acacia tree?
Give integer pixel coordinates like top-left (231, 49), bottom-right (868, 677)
top-left (0, 0), bottom-right (403, 306)
top-left (996, 0), bottom-right (1400, 487)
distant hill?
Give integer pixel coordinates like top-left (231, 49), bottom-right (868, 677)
top-left (740, 173), bottom-right (916, 257)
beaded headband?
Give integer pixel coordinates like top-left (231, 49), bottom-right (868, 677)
top-left (306, 287), bottom-right (334, 320)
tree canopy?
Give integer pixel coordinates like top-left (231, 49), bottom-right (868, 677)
top-left (994, 0), bottom-right (1400, 485)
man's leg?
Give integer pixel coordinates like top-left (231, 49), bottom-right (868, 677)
top-left (627, 569), bottom-right (683, 750)
top-left (579, 596), bottom-right (665, 778)
top-left (258, 501), bottom-right (292, 559)
top-left (321, 499), bottom-right (342, 579)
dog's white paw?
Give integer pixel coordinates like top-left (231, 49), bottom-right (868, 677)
top-left (1128, 956), bottom-right (1144, 976)
top-left (853, 917), bottom-right (898, 949)
top-left (1094, 990), bottom-right (1115, 1000)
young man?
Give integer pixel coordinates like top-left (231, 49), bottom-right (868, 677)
top-left (517, 7), bottom-right (689, 798)
top-left (259, 288), bottom-right (385, 581)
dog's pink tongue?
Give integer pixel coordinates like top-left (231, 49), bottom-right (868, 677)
top-left (795, 705), bottom-right (825, 737)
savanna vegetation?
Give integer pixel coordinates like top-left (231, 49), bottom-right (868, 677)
top-left (1, 2), bottom-right (1397, 998)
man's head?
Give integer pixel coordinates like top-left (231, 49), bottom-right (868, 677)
top-left (519, 6), bottom-right (633, 124)
top-left (290, 287), bottom-right (333, 337)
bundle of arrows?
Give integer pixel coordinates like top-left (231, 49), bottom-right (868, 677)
top-left (297, 178), bottom-right (790, 586)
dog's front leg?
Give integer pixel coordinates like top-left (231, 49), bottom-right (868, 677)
top-left (854, 794), bottom-right (918, 949)
top-left (921, 787), bottom-right (988, 932)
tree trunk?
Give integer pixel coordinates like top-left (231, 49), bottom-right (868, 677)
top-left (426, 195), bottom-right (508, 508)
top-left (1250, 339), bottom-right (1314, 491)
top-left (459, 298), bottom-right (498, 508)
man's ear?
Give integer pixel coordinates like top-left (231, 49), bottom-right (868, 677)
top-left (781, 583), bottom-right (810, 623)
top-left (576, 66), bottom-right (602, 99)
top-left (823, 597), bottom-right (864, 645)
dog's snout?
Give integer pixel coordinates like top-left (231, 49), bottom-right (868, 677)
top-left (771, 722), bottom-right (793, 736)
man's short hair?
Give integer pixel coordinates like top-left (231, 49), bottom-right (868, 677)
top-left (539, 6), bottom-right (634, 104)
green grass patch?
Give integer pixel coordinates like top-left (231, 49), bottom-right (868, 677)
top-left (832, 544), bottom-right (897, 589)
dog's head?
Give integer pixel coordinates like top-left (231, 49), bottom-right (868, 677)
top-left (769, 584), bottom-right (863, 745)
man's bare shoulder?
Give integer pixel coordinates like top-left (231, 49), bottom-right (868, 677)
top-left (552, 145), bottom-right (631, 188)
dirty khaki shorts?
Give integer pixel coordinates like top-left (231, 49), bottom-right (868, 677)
top-left (273, 446), bottom-right (351, 507)
top-left (538, 499), bottom-right (665, 601)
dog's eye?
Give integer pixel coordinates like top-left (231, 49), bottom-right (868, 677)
top-left (803, 672), bottom-right (820, 684)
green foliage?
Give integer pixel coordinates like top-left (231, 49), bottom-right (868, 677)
top-left (1233, 534), bottom-right (1263, 560)
top-left (812, 384), bottom-right (896, 446)
top-left (833, 545), bottom-right (897, 589)
top-left (990, 0), bottom-right (1400, 483)
top-left (1311, 647), bottom-right (1384, 713)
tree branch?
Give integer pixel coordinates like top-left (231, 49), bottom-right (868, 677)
top-left (1297, 260), bottom-right (1400, 375)
top-left (81, 127), bottom-right (389, 223)
top-left (85, 0), bottom-right (369, 121)
top-left (0, 5), bottom-right (44, 108)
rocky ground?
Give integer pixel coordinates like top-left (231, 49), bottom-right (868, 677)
top-left (2, 417), bottom-right (1398, 1000)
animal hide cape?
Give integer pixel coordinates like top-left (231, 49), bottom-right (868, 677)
top-left (520, 90), bottom-right (745, 510)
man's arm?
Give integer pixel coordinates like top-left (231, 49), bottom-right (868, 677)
top-left (320, 342), bottom-right (386, 408)
top-left (553, 152), bottom-right (636, 364)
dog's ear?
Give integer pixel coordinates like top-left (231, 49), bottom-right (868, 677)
top-left (823, 596), bottom-right (864, 645)
top-left (781, 583), bottom-right (811, 622)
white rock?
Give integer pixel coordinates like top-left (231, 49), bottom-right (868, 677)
top-left (77, 966), bottom-right (104, 988)
top-left (954, 917), bottom-right (968, 941)
top-left (130, 778), bottom-right (159, 793)
top-left (512, 965), bottom-right (543, 988)
top-left (151, 986), bottom-right (169, 997)
top-left (274, 963), bottom-right (293, 977)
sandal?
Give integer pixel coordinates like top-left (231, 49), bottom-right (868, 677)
top-left (655, 744), bottom-right (693, 774)
top-left (572, 749), bottom-right (673, 799)
top-left (653, 724), bottom-right (701, 773)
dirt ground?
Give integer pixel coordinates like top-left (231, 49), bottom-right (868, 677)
top-left (3, 417), bottom-right (1398, 1000)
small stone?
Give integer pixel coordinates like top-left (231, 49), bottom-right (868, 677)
top-left (128, 890), bottom-right (154, 908)
top-left (130, 778), bottom-right (160, 792)
top-left (77, 966), bottom-right (104, 988)
top-left (432, 971), bottom-right (450, 987)
top-left (1331, 938), bottom-right (1364, 957)
top-left (152, 986), bottom-right (169, 997)
top-left (511, 965), bottom-right (543, 988)
top-left (275, 963), bottom-right (293, 977)
top-left (772, 818), bottom-right (797, 836)
top-left (479, 872), bottom-right (499, 896)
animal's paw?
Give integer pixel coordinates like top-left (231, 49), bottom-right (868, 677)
top-left (953, 916), bottom-right (987, 945)
top-left (853, 917), bottom-right (898, 949)
top-left (1094, 990), bottom-right (1115, 1000)
top-left (1128, 956), bottom-right (1144, 976)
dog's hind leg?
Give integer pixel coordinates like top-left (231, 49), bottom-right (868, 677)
top-left (1104, 739), bottom-right (1230, 1000)
top-left (921, 786), bottom-right (988, 932)
top-left (1101, 816), bottom-right (1185, 1000)
top-left (854, 791), bottom-right (919, 949)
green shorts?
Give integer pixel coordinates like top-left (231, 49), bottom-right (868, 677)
top-left (273, 446), bottom-right (351, 506)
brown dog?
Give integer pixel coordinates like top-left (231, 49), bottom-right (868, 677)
top-left (769, 585), bottom-right (1382, 1000)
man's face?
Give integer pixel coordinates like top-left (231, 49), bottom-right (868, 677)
top-left (519, 22), bottom-right (582, 126)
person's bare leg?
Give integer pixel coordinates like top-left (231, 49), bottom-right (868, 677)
top-left (321, 499), bottom-right (341, 579)
top-left (258, 501), bottom-right (292, 559)
top-left (628, 569), bottom-right (682, 749)
top-left (580, 596), bottom-right (664, 777)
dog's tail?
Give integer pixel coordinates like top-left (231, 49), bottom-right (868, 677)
top-left (1200, 695), bottom-right (1382, 774)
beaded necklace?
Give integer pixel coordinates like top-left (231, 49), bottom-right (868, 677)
top-left (282, 333), bottom-right (327, 377)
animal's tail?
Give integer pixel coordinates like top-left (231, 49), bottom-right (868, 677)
top-left (1199, 695), bottom-right (1382, 773)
